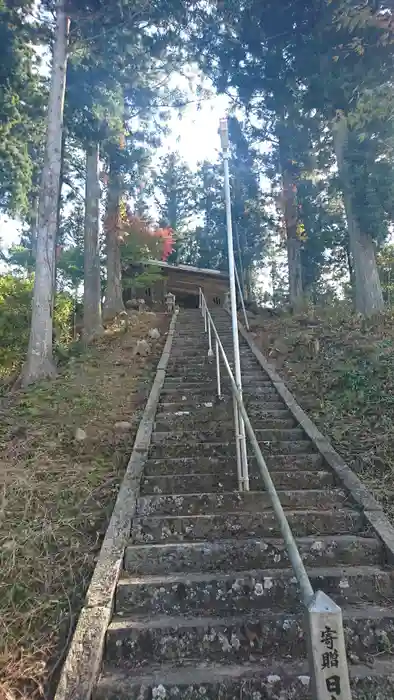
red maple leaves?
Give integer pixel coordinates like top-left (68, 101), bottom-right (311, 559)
top-left (105, 202), bottom-right (174, 262)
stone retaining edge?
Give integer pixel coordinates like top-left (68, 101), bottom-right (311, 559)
top-left (237, 319), bottom-right (394, 564)
top-left (54, 311), bottom-right (179, 700)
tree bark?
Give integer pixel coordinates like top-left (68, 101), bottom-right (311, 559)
top-left (103, 159), bottom-right (125, 320)
top-left (22, 0), bottom-right (69, 386)
top-left (332, 112), bottom-right (384, 316)
top-left (83, 142), bottom-right (103, 341)
top-left (282, 167), bottom-right (303, 310)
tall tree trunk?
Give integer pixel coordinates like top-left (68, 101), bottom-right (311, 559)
top-left (26, 196), bottom-right (39, 275)
top-left (277, 130), bottom-right (303, 310)
top-left (332, 112), bottom-right (384, 316)
top-left (103, 158), bottom-right (125, 320)
top-left (52, 128), bottom-right (66, 313)
top-left (282, 167), bottom-right (303, 309)
top-left (83, 142), bottom-right (103, 340)
top-left (22, 0), bottom-right (69, 386)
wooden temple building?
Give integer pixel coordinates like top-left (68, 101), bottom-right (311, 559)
top-left (125, 260), bottom-right (229, 309)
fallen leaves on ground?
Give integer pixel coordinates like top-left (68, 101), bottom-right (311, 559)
top-left (0, 312), bottom-right (169, 700)
top-left (250, 304), bottom-right (394, 522)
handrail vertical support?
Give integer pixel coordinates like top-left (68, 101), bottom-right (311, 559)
top-left (306, 591), bottom-right (352, 700)
top-left (233, 398), bottom-right (244, 491)
top-left (215, 339), bottom-right (221, 399)
top-left (207, 319), bottom-right (214, 357)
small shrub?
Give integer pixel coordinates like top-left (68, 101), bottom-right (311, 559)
top-left (0, 274), bottom-right (74, 381)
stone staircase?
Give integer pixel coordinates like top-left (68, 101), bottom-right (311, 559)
top-left (94, 308), bottom-right (394, 699)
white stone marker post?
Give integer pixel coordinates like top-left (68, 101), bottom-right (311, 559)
top-left (306, 590), bottom-right (352, 700)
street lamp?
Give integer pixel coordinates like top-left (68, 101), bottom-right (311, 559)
top-left (219, 116), bottom-right (249, 492)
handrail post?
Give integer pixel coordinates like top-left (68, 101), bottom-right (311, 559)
top-left (306, 591), bottom-right (352, 700)
top-left (215, 339), bottom-right (221, 399)
top-left (207, 318), bottom-right (214, 357)
top-left (233, 398), bottom-right (244, 491)
top-left (219, 116), bottom-right (249, 492)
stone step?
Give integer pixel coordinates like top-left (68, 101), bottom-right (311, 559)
top-left (143, 454), bottom-right (325, 476)
top-left (115, 566), bottom-right (394, 617)
top-left (151, 428), bottom-right (306, 445)
top-left (136, 489), bottom-right (348, 518)
top-left (162, 376), bottom-right (273, 388)
top-left (167, 358), bottom-right (261, 369)
top-left (104, 606), bottom-right (394, 666)
top-left (158, 398), bottom-right (286, 411)
top-left (155, 405), bottom-right (294, 421)
top-left (94, 658), bottom-right (394, 700)
top-left (132, 508), bottom-right (366, 544)
top-left (159, 385), bottom-right (278, 398)
top-left (165, 364), bottom-right (266, 374)
top-left (149, 440), bottom-right (315, 459)
top-left (140, 469), bottom-right (335, 495)
top-left (154, 414), bottom-right (296, 432)
top-left (169, 349), bottom-right (251, 359)
top-left (124, 535), bottom-right (383, 575)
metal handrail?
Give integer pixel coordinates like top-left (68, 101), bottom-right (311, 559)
top-left (198, 287), bottom-right (352, 700)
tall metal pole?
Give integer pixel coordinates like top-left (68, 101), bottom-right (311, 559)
top-left (234, 260), bottom-right (250, 331)
top-left (219, 117), bottom-right (249, 491)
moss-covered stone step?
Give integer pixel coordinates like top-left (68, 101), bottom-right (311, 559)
top-left (163, 373), bottom-right (271, 385)
top-left (131, 508), bottom-right (367, 544)
top-left (149, 439), bottom-right (315, 460)
top-left (140, 469), bottom-right (335, 495)
top-left (116, 566), bottom-right (394, 617)
top-left (158, 398), bottom-right (286, 411)
top-left (165, 362), bottom-right (261, 377)
top-left (104, 607), bottom-right (394, 666)
top-left (151, 428), bottom-right (306, 445)
top-left (155, 415), bottom-right (296, 432)
top-left (136, 489), bottom-right (348, 518)
top-left (159, 385), bottom-right (279, 399)
top-left (143, 454), bottom-right (324, 477)
top-left (154, 407), bottom-right (294, 431)
top-left (124, 535), bottom-right (383, 576)
top-left (94, 658), bottom-right (394, 700)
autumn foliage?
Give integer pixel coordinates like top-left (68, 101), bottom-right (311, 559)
top-left (104, 201), bottom-right (174, 262)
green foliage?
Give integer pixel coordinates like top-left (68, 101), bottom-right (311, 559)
top-left (57, 246), bottom-right (85, 292)
top-left (123, 267), bottom-right (164, 292)
top-left (189, 0), bottom-right (394, 305)
top-left (155, 152), bottom-right (196, 262)
top-left (0, 1), bottom-right (46, 216)
top-left (0, 274), bottom-right (32, 377)
top-left (0, 274), bottom-right (74, 381)
top-left (377, 244), bottom-right (394, 306)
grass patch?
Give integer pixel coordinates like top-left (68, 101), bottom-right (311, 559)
top-left (249, 304), bottom-right (394, 523)
top-left (0, 312), bottom-right (169, 700)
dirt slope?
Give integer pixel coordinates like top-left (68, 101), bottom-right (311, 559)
top-left (249, 305), bottom-right (394, 524)
top-left (0, 311), bottom-right (169, 700)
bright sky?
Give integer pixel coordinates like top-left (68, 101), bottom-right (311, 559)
top-left (0, 77), bottom-right (229, 251)
top-left (161, 91), bottom-right (230, 170)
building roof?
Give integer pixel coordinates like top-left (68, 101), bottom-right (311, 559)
top-left (144, 259), bottom-right (229, 280)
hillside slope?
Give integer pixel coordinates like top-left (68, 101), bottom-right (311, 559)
top-left (249, 305), bottom-right (394, 523)
top-left (0, 311), bottom-right (169, 700)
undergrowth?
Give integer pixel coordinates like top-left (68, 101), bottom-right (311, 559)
top-left (0, 311), bottom-right (168, 700)
top-left (250, 303), bottom-right (394, 522)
